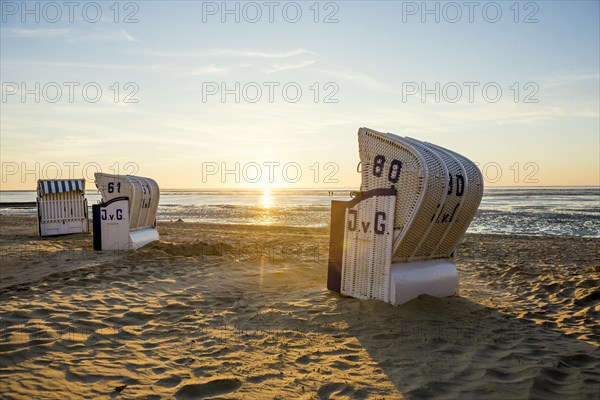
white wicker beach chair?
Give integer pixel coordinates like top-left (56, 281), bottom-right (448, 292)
top-left (93, 173), bottom-right (160, 250)
top-left (328, 128), bottom-right (483, 305)
top-left (36, 179), bottom-right (89, 236)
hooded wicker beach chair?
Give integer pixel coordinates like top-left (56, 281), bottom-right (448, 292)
top-left (92, 173), bottom-right (160, 250)
top-left (328, 128), bottom-right (483, 305)
top-left (36, 179), bottom-right (89, 236)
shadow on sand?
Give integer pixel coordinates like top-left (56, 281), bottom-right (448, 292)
top-left (331, 293), bottom-right (600, 399)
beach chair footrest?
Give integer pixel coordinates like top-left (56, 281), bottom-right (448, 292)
top-left (390, 259), bottom-right (459, 305)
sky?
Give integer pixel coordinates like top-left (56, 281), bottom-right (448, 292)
top-left (1, 0), bottom-right (599, 189)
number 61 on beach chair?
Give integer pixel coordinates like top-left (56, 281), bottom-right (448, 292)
top-left (92, 173), bottom-right (160, 251)
top-left (328, 128), bottom-right (484, 305)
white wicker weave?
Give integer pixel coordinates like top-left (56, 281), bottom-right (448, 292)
top-left (358, 128), bottom-right (425, 248)
top-left (422, 142), bottom-right (484, 256)
top-left (94, 173), bottom-right (160, 231)
top-left (390, 135), bottom-right (448, 261)
top-left (403, 137), bottom-right (463, 259)
top-left (341, 190), bottom-right (396, 302)
top-left (36, 179), bottom-right (89, 236)
top-left (356, 128), bottom-right (483, 262)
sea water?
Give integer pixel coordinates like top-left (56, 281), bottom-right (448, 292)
top-left (1, 187), bottom-right (598, 238)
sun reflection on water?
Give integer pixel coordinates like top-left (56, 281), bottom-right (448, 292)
top-left (260, 187), bottom-right (272, 209)
top-left (258, 187), bottom-right (275, 225)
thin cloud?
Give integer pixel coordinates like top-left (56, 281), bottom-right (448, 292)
top-left (3, 28), bottom-right (71, 37)
top-left (210, 49), bottom-right (313, 58)
top-left (189, 64), bottom-right (229, 75)
top-left (434, 102), bottom-right (600, 125)
top-left (3, 27), bottom-right (137, 42)
top-left (120, 30), bottom-right (138, 42)
top-left (541, 72), bottom-right (600, 89)
top-left (265, 60), bottom-right (315, 74)
top-left (1, 59), bottom-right (169, 71)
top-left (68, 29), bottom-right (138, 43)
top-left (130, 48), bottom-right (314, 59)
top-left (315, 68), bottom-right (396, 94)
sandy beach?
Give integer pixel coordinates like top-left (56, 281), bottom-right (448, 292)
top-left (0, 215), bottom-right (598, 399)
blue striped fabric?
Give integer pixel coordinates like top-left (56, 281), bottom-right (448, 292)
top-left (38, 179), bottom-right (85, 195)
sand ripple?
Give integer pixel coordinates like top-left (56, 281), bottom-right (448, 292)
top-left (0, 217), bottom-right (598, 399)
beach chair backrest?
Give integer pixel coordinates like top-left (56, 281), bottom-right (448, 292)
top-left (358, 128), bottom-right (425, 245)
top-left (356, 127), bottom-right (483, 261)
top-left (94, 173), bottom-right (160, 231)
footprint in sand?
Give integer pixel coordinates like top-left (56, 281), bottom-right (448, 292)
top-left (155, 375), bottom-right (183, 388)
top-left (246, 372), bottom-right (283, 384)
top-left (329, 360), bottom-right (353, 371)
top-left (295, 354), bottom-right (312, 364)
top-left (174, 378), bottom-right (242, 399)
top-left (317, 382), bottom-right (364, 400)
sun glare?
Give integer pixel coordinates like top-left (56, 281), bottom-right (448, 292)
top-left (260, 187), bottom-right (273, 208)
